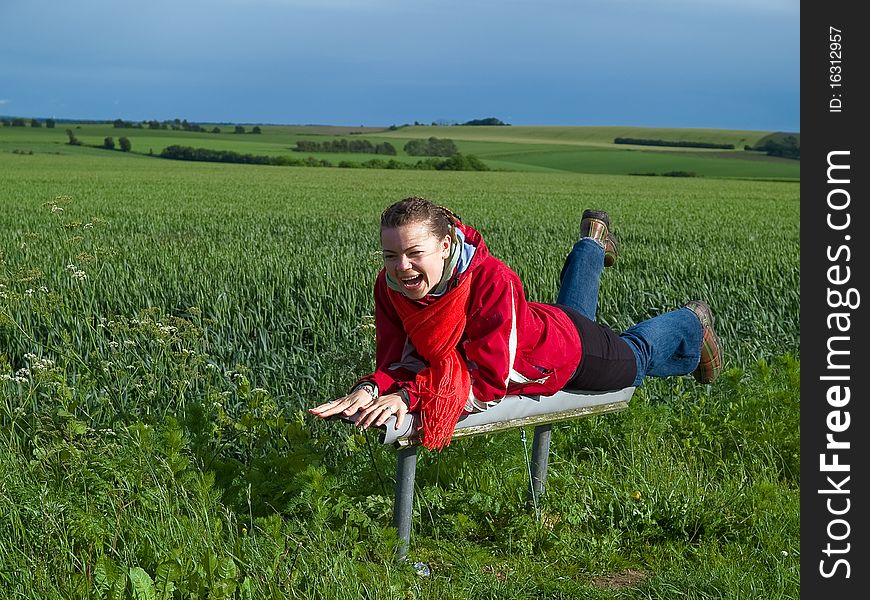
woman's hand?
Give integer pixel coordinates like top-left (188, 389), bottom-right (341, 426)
top-left (355, 393), bottom-right (408, 431)
top-left (308, 388), bottom-right (375, 420)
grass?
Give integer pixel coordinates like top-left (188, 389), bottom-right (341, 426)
top-left (1, 122), bottom-right (799, 180)
top-left (0, 136), bottom-right (799, 598)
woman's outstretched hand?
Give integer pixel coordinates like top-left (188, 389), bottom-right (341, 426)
top-left (308, 390), bottom-right (408, 430)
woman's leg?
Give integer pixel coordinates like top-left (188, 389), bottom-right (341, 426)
top-left (620, 306), bottom-right (710, 387)
top-left (556, 237), bottom-right (605, 320)
top-left (556, 210), bottom-right (618, 321)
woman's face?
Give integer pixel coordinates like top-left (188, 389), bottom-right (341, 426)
top-left (381, 221), bottom-right (451, 299)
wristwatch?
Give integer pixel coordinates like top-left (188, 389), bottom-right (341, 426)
top-left (397, 386), bottom-right (410, 406)
top-left (352, 382), bottom-right (379, 401)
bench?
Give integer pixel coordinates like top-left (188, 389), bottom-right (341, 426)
top-left (338, 387), bottom-right (635, 559)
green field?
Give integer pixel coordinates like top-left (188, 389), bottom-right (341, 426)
top-left (0, 129), bottom-right (799, 598)
top-left (1, 122), bottom-right (799, 180)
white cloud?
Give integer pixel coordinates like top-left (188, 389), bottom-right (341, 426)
top-left (0, 99), bottom-right (9, 105)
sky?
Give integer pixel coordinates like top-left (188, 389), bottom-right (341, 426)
top-left (0, 0), bottom-right (800, 131)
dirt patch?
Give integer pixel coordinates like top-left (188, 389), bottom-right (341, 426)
top-left (592, 568), bottom-right (648, 590)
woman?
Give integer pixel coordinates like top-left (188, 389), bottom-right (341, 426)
top-left (309, 197), bottom-right (722, 450)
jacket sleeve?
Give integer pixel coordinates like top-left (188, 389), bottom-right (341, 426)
top-left (460, 267), bottom-right (520, 405)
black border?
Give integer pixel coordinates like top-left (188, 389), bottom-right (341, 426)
top-left (801, 2), bottom-right (868, 596)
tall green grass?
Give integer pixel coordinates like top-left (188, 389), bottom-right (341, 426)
top-left (0, 151), bottom-right (799, 598)
top-left (1, 123), bottom-right (799, 179)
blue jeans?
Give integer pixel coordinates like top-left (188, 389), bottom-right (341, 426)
top-left (557, 238), bottom-right (702, 387)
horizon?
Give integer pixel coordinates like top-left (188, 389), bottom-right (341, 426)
top-left (0, 116), bottom-right (799, 135)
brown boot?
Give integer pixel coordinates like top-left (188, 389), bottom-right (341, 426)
top-left (684, 300), bottom-right (723, 384)
top-left (581, 209), bottom-right (619, 267)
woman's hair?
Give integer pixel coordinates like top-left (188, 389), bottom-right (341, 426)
top-left (380, 196), bottom-right (461, 239)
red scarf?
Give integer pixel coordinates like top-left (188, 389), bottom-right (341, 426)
top-left (388, 274), bottom-right (473, 450)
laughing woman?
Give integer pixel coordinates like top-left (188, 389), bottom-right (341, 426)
top-left (309, 197), bottom-right (722, 450)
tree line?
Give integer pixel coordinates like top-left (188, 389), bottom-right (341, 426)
top-left (614, 137), bottom-right (736, 150)
top-left (2, 117), bottom-right (56, 128)
top-left (114, 119), bottom-right (262, 134)
top-left (159, 145), bottom-right (489, 171)
top-left (294, 139), bottom-right (397, 155)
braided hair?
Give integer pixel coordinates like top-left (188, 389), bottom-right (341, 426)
top-left (380, 197), bottom-right (461, 241)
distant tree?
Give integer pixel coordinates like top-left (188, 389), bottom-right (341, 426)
top-left (404, 137), bottom-right (459, 157)
top-left (45, 118), bottom-right (56, 128)
top-left (12, 118), bottom-right (27, 127)
top-left (103, 136), bottom-right (115, 150)
top-left (251, 126), bottom-right (262, 134)
top-left (234, 125), bottom-right (245, 134)
top-left (66, 129), bottom-right (82, 146)
top-left (461, 117), bottom-right (509, 126)
top-left (0, 119), bottom-right (10, 126)
top-left (753, 135), bottom-right (800, 159)
top-left (31, 119), bottom-right (42, 127)
top-left (211, 126), bottom-right (221, 134)
top-left (118, 136), bottom-right (132, 152)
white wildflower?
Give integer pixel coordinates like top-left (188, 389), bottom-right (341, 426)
top-left (51, 205), bottom-right (64, 214)
top-left (15, 368), bottom-right (30, 378)
top-left (108, 341), bottom-right (119, 349)
top-left (124, 340), bottom-right (136, 347)
top-left (66, 264), bottom-right (87, 279)
top-left (30, 357), bottom-right (55, 371)
top-left (25, 289), bottom-right (34, 296)
top-left (84, 223), bottom-right (93, 229)
top-left (38, 286), bottom-right (49, 293)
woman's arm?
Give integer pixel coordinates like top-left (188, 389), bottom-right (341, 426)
top-left (461, 269), bottom-right (519, 405)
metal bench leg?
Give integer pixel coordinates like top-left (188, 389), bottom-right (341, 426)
top-left (393, 445), bottom-right (417, 560)
top-left (529, 424), bottom-right (552, 502)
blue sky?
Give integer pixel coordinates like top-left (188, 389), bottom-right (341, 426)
top-left (0, 0), bottom-right (799, 131)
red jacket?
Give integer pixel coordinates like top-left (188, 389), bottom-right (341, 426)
top-left (363, 224), bottom-right (582, 413)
